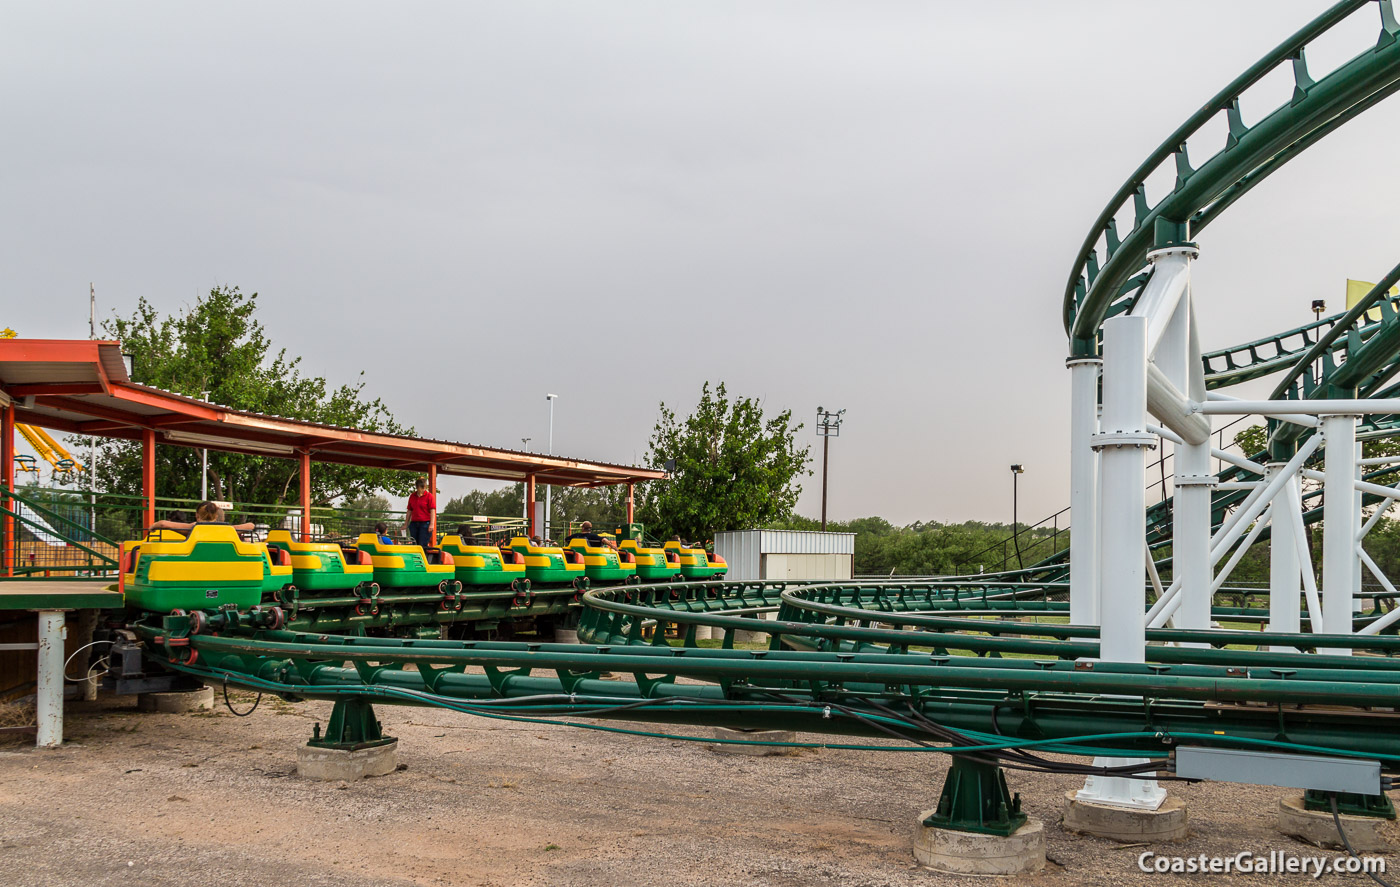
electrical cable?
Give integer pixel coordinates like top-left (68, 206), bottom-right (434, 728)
top-left (222, 678), bottom-right (261, 717)
top-left (1330, 793), bottom-right (1397, 887)
top-left (61, 639), bottom-right (112, 683)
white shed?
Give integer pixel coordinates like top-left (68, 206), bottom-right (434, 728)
top-left (712, 530), bottom-right (856, 582)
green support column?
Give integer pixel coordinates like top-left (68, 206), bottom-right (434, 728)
top-left (309, 698), bottom-right (396, 751)
top-left (923, 757), bottom-right (1028, 837)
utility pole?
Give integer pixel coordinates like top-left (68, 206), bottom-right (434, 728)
top-left (89, 284), bottom-right (97, 543)
top-left (545, 394), bottom-right (558, 540)
top-left (816, 407), bottom-right (845, 531)
top-left (1011, 463), bottom-right (1025, 569)
top-left (200, 391), bottom-right (211, 500)
top-left (520, 438), bottom-right (532, 521)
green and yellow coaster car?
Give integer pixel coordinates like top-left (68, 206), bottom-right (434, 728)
top-left (663, 541), bottom-right (729, 580)
top-left (618, 538), bottom-right (683, 581)
top-left (121, 524), bottom-right (271, 613)
top-left (355, 533), bottom-right (460, 591)
top-left (438, 534), bottom-right (528, 590)
top-left (264, 529), bottom-right (374, 592)
top-left (566, 536), bottom-right (637, 584)
top-left (506, 536), bottom-right (587, 587)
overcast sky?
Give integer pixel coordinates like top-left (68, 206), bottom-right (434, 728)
top-left (5, 1), bottom-right (1400, 526)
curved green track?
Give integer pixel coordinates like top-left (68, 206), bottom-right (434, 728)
top-left (120, 4), bottom-right (1400, 778)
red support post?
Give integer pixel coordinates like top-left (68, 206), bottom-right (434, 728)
top-left (626, 482), bottom-right (635, 524)
top-left (428, 463), bottom-right (438, 545)
top-left (141, 428), bottom-right (156, 530)
top-left (299, 450), bottom-right (312, 542)
top-left (526, 473), bottom-right (537, 538)
top-left (2, 402), bottom-right (14, 577)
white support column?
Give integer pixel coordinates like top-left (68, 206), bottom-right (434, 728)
top-left (1067, 357), bottom-right (1101, 626)
top-left (1322, 416), bottom-right (1358, 650)
top-left (36, 610), bottom-right (66, 748)
top-left (1093, 315), bottom-right (1153, 664)
top-left (1079, 316), bottom-right (1166, 812)
top-left (1162, 289), bottom-right (1212, 634)
top-left (1354, 440), bottom-right (1364, 615)
top-left (1267, 464), bottom-right (1301, 651)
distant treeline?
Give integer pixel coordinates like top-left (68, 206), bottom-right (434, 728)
top-left (770, 515), bottom-right (1068, 577)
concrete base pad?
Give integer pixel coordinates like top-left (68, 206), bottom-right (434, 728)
top-left (137, 686), bottom-right (214, 713)
top-left (710, 726), bottom-right (797, 756)
top-left (1276, 796), bottom-right (1399, 852)
top-left (913, 815), bottom-right (1045, 875)
top-left (297, 741), bottom-right (399, 781)
top-left (1063, 791), bottom-right (1189, 843)
top-left (553, 628), bottom-right (579, 644)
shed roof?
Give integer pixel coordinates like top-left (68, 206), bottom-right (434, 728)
top-left (0, 338), bottom-right (664, 487)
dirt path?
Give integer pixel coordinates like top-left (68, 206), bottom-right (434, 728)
top-left (0, 693), bottom-right (1392, 886)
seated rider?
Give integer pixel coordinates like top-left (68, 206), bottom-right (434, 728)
top-left (374, 522), bottom-right (394, 546)
top-left (565, 521), bottom-right (617, 550)
top-left (455, 524), bottom-right (478, 544)
top-left (151, 501), bottom-right (254, 533)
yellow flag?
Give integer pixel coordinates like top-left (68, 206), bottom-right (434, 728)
top-left (1347, 279), bottom-right (1398, 323)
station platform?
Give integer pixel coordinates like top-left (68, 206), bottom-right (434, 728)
top-left (0, 579), bottom-right (121, 747)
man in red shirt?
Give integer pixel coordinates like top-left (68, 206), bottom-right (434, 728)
top-left (404, 477), bottom-right (437, 550)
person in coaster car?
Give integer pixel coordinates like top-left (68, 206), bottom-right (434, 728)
top-left (150, 501), bottom-right (255, 533)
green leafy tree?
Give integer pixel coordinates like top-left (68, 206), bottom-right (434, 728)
top-left (442, 484), bottom-right (526, 520)
top-left (546, 485), bottom-right (629, 535)
top-left (93, 287), bottom-right (416, 507)
top-left (639, 382), bottom-right (811, 542)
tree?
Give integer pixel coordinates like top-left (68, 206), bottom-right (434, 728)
top-left (442, 484), bottom-right (525, 519)
top-left (93, 287), bottom-right (416, 507)
top-left (639, 382), bottom-right (811, 542)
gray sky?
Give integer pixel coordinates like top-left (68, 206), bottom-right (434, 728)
top-left (5, 1), bottom-right (1399, 526)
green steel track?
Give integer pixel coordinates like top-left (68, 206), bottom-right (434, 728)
top-left (117, 3), bottom-right (1400, 776)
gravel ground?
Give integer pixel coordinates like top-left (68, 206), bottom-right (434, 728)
top-left (0, 691), bottom-right (1395, 886)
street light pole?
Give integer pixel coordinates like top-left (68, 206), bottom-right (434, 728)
top-left (816, 407), bottom-right (845, 531)
top-left (546, 394), bottom-right (557, 540)
top-left (1010, 464), bottom-right (1025, 569)
top-left (200, 390), bottom-right (210, 501)
top-left (520, 438), bottom-right (532, 521)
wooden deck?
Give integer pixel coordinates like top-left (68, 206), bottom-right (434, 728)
top-left (0, 580), bottom-right (122, 611)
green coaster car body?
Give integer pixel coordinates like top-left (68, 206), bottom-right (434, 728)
top-left (617, 538), bottom-right (682, 581)
top-left (566, 536), bottom-right (637, 584)
top-left (122, 524), bottom-right (270, 613)
top-left (664, 541), bottom-right (729, 580)
top-left (356, 533), bottom-right (460, 591)
top-left (507, 536), bottom-right (587, 586)
top-left (265, 529), bottom-right (374, 592)
top-left (438, 534), bottom-right (528, 589)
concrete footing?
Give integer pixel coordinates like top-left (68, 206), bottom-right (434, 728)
top-left (1062, 791), bottom-right (1189, 843)
top-left (913, 815), bottom-right (1046, 875)
top-left (710, 726), bottom-right (797, 756)
top-left (553, 628), bottom-right (579, 644)
top-left (297, 741), bottom-right (399, 781)
top-left (1276, 797), bottom-right (1399, 852)
top-left (137, 686), bottom-right (214, 713)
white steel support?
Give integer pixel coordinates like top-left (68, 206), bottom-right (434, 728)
top-left (1093, 315), bottom-right (1152, 664)
top-left (1266, 464), bottom-right (1301, 650)
top-left (36, 610), bottom-right (65, 748)
top-left (1354, 440), bottom-right (1364, 615)
top-left (1067, 357), bottom-right (1101, 625)
top-left (1322, 415), bottom-right (1358, 650)
top-left (1158, 285), bottom-right (1212, 633)
top-left (1079, 292), bottom-right (1169, 812)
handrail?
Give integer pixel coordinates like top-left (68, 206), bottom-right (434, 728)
top-left (4, 486), bottom-right (120, 552)
top-left (0, 502), bottom-right (117, 570)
